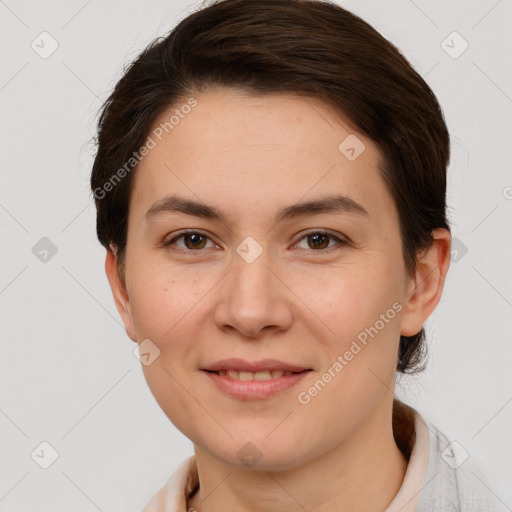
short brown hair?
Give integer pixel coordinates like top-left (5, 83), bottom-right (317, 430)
top-left (90, 0), bottom-right (451, 373)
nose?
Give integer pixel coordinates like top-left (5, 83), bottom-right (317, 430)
top-left (213, 244), bottom-right (293, 339)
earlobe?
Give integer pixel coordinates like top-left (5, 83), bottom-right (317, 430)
top-left (104, 248), bottom-right (138, 342)
top-left (400, 228), bottom-right (452, 337)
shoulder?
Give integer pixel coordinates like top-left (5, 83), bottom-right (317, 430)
top-left (141, 455), bottom-right (196, 512)
top-left (415, 413), bottom-right (508, 512)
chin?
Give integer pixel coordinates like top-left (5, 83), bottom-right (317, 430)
top-left (202, 433), bottom-right (311, 472)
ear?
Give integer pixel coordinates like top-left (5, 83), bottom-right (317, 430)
top-left (104, 248), bottom-right (138, 342)
top-left (400, 228), bottom-right (452, 337)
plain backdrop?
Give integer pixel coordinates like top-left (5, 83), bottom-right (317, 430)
top-left (0, 0), bottom-right (511, 510)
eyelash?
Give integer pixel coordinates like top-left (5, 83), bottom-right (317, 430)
top-left (161, 229), bottom-right (348, 255)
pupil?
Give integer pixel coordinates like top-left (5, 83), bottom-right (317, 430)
top-left (309, 233), bottom-right (328, 249)
top-left (185, 233), bottom-right (206, 250)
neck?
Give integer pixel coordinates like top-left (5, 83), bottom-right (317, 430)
top-left (188, 398), bottom-right (411, 512)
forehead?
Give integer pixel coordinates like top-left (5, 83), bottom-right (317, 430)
top-left (130, 89), bottom-right (394, 226)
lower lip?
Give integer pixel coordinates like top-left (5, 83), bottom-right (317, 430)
top-left (201, 370), bottom-right (311, 400)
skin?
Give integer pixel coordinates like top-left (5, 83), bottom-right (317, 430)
top-left (105, 88), bottom-right (451, 512)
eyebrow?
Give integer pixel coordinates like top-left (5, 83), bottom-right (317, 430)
top-left (144, 193), bottom-right (369, 223)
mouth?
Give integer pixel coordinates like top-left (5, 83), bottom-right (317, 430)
top-left (200, 359), bottom-right (313, 400)
top-left (202, 369), bottom-right (310, 380)
top-left (201, 358), bottom-right (312, 376)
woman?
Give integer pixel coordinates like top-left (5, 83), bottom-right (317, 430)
top-left (90, 0), bottom-right (507, 510)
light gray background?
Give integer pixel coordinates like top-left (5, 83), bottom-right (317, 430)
top-left (0, 0), bottom-right (511, 510)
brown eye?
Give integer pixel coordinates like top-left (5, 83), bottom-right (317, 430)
top-left (164, 231), bottom-right (216, 253)
top-left (294, 231), bottom-right (347, 251)
top-left (307, 233), bottom-right (330, 249)
top-left (182, 233), bottom-right (207, 250)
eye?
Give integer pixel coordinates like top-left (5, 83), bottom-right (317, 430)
top-left (161, 229), bottom-right (347, 255)
top-left (163, 230), bottom-right (218, 254)
top-left (292, 230), bottom-right (347, 252)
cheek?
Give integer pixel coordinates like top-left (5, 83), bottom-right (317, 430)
top-left (127, 259), bottom-right (212, 341)
top-left (294, 268), bottom-right (403, 422)
top-left (289, 260), bottom-right (404, 343)
top-left (129, 264), bottom-right (212, 422)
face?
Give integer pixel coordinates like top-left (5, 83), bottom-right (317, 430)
top-left (106, 88), bottom-right (448, 470)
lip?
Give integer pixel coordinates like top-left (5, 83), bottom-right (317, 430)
top-left (201, 358), bottom-right (311, 373)
top-left (201, 369), bottom-right (312, 400)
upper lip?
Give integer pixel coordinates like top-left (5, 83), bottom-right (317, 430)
top-left (202, 358), bottom-right (311, 373)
